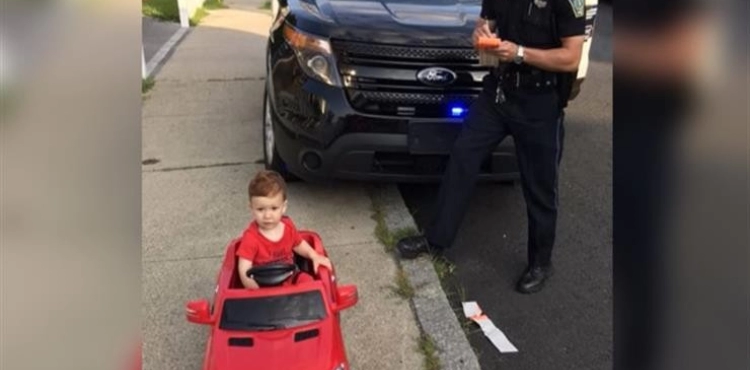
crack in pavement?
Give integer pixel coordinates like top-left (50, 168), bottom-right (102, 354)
top-left (142, 161), bottom-right (258, 173)
top-left (144, 254), bottom-right (224, 263)
top-left (154, 76), bottom-right (266, 85)
top-left (317, 240), bottom-right (376, 249)
top-left (206, 76), bottom-right (265, 82)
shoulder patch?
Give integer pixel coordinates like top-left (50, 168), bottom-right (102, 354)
top-left (568, 0), bottom-right (584, 18)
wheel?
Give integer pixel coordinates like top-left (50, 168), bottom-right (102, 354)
top-left (263, 86), bottom-right (299, 181)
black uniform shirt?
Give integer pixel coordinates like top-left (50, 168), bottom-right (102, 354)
top-left (480, 0), bottom-right (585, 49)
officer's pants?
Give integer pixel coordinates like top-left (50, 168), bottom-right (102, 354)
top-left (425, 91), bottom-right (564, 267)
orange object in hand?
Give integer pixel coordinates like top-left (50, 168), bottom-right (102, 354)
top-left (476, 37), bottom-right (501, 49)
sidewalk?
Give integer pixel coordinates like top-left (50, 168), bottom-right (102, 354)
top-left (141, 1), bottom-right (425, 369)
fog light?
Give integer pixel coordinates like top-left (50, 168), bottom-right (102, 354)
top-left (301, 151), bottom-right (322, 171)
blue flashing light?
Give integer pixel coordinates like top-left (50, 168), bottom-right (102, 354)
top-left (450, 106), bottom-right (465, 117)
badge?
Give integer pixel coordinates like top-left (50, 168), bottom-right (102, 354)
top-left (534, 0), bottom-right (547, 8)
top-left (568, 0), bottom-right (584, 18)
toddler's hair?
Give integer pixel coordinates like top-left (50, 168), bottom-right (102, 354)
top-left (248, 170), bottom-right (287, 200)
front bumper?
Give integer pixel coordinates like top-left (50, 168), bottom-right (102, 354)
top-left (272, 105), bottom-right (519, 183)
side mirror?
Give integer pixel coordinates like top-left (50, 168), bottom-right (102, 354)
top-left (334, 285), bottom-right (358, 312)
top-left (186, 299), bottom-right (214, 325)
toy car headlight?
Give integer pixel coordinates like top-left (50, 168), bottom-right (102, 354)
top-left (283, 24), bottom-right (342, 87)
top-left (332, 363), bottom-right (346, 370)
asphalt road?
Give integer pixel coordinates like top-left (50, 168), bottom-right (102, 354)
top-left (398, 6), bottom-right (613, 369)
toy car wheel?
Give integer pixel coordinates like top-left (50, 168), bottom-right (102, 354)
top-left (248, 262), bottom-right (298, 287)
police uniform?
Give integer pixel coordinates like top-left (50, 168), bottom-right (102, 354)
top-left (423, 0), bottom-right (586, 273)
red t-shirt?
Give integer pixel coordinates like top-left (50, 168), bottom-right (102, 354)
top-left (236, 216), bottom-right (303, 266)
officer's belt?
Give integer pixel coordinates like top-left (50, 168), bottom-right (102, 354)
top-left (491, 66), bottom-right (558, 90)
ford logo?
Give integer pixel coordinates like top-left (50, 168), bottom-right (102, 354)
top-left (416, 67), bottom-right (457, 86)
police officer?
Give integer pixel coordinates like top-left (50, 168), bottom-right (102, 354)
top-left (396, 0), bottom-right (586, 294)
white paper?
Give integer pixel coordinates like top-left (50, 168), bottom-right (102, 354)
top-left (476, 318), bottom-right (518, 353)
top-left (462, 301), bottom-right (519, 353)
top-left (462, 301), bottom-right (481, 318)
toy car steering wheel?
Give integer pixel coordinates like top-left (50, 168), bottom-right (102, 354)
top-left (247, 262), bottom-right (298, 287)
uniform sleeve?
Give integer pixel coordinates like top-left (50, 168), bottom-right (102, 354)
top-left (284, 217), bottom-right (304, 246)
top-left (480, 0), bottom-right (495, 20)
top-left (554, 0), bottom-right (586, 38)
top-left (236, 232), bottom-right (258, 262)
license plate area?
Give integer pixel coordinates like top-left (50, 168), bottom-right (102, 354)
top-left (408, 122), bottom-right (461, 155)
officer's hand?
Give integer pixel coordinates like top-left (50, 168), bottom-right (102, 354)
top-left (472, 21), bottom-right (494, 46)
top-left (493, 41), bottom-right (519, 63)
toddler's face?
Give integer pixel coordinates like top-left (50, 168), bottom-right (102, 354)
top-left (250, 192), bottom-right (287, 230)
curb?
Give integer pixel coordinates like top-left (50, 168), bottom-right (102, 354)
top-left (373, 185), bottom-right (481, 370)
top-left (144, 27), bottom-right (190, 79)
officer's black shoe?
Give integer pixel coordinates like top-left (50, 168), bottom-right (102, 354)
top-left (515, 265), bottom-right (554, 294)
top-left (396, 236), bottom-right (442, 259)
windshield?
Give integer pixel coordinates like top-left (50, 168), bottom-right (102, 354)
top-left (220, 291), bottom-right (328, 331)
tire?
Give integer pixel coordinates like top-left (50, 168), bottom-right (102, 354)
top-left (263, 86), bottom-right (299, 181)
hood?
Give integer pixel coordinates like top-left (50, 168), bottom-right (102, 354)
top-left (207, 322), bottom-right (341, 370)
top-left (288, 0), bottom-right (482, 47)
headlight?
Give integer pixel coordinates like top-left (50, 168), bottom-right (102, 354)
top-left (283, 24), bottom-right (342, 87)
top-left (332, 363), bottom-right (346, 370)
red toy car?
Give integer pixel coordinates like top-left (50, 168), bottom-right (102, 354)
top-left (185, 231), bottom-right (358, 370)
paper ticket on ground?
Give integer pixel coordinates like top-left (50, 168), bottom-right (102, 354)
top-left (462, 301), bottom-right (518, 353)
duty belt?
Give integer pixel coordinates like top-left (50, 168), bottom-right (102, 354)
top-left (491, 67), bottom-right (558, 90)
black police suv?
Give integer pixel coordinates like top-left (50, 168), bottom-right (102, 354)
top-left (263, 0), bottom-right (597, 182)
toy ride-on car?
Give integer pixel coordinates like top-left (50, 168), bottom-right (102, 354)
top-left (185, 231), bottom-right (358, 370)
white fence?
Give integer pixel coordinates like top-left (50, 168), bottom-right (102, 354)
top-left (177, 0), bottom-right (204, 28)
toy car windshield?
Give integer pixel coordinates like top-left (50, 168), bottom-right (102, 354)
top-left (219, 290), bottom-right (328, 331)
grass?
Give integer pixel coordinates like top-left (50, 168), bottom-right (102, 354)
top-left (393, 268), bottom-right (415, 299)
top-left (418, 334), bottom-right (442, 370)
top-left (203, 0), bottom-right (227, 9)
top-left (373, 212), bottom-right (391, 250)
top-left (378, 225), bottom-right (419, 253)
top-left (370, 198), bottom-right (392, 250)
top-left (368, 187), bottom-right (451, 369)
top-left (259, 0), bottom-right (271, 9)
top-left (369, 196), bottom-right (419, 253)
top-left (142, 0), bottom-right (180, 22)
top-left (431, 255), bottom-right (456, 281)
top-left (432, 256), bottom-right (487, 358)
top-left (367, 186), bottom-right (478, 368)
top-left (368, 187), bottom-right (420, 301)
top-left (142, 0), bottom-right (226, 25)
top-left (189, 7), bottom-right (209, 25)
top-left (142, 77), bottom-right (155, 94)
